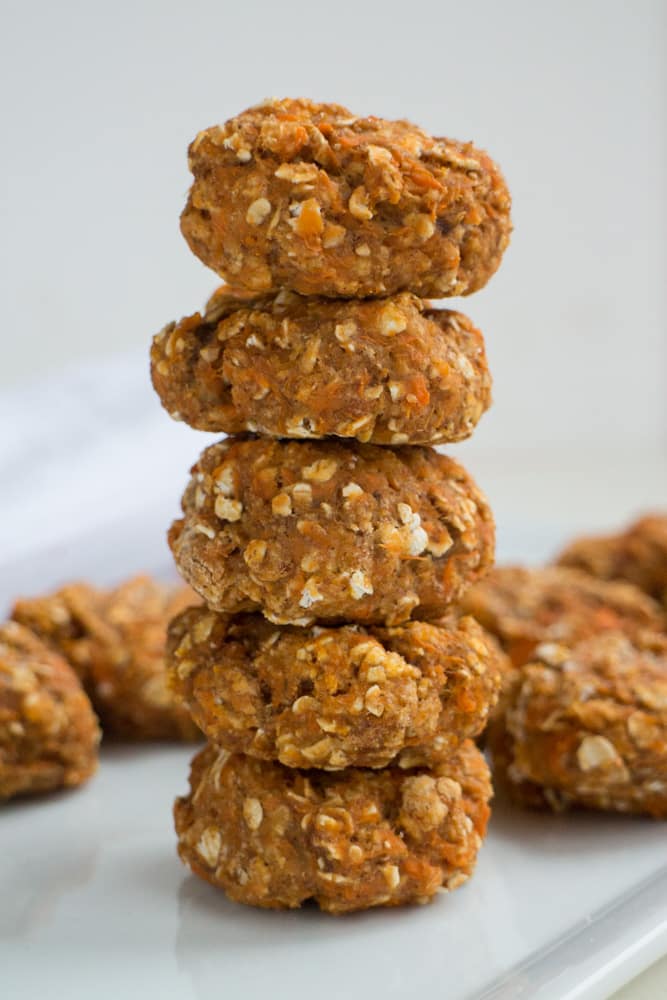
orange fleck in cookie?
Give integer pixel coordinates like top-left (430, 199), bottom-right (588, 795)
top-left (174, 739), bottom-right (491, 912)
top-left (12, 576), bottom-right (201, 741)
top-left (168, 609), bottom-right (502, 769)
top-left (169, 438), bottom-right (494, 625)
top-left (557, 514), bottom-right (667, 613)
top-left (181, 98), bottom-right (511, 298)
top-left (151, 287), bottom-right (491, 445)
top-left (488, 631), bottom-right (667, 817)
top-left (0, 622), bottom-right (100, 800)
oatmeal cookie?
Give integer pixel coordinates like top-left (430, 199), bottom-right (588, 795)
top-left (168, 609), bottom-right (502, 769)
top-left (151, 287), bottom-right (491, 445)
top-left (0, 622), bottom-right (99, 799)
top-left (174, 739), bottom-right (491, 912)
top-left (460, 566), bottom-right (663, 667)
top-left (557, 514), bottom-right (667, 612)
top-left (169, 438), bottom-right (494, 625)
top-left (12, 576), bottom-right (201, 741)
top-left (181, 98), bottom-right (511, 298)
top-left (488, 631), bottom-right (667, 817)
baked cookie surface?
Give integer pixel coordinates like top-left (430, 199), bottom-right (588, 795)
top-left (0, 622), bottom-right (100, 799)
top-left (181, 98), bottom-right (511, 298)
top-left (170, 438), bottom-right (495, 625)
top-left (151, 287), bottom-right (491, 445)
top-left (488, 631), bottom-right (667, 817)
top-left (168, 609), bottom-right (502, 769)
top-left (557, 514), bottom-right (667, 612)
top-left (12, 576), bottom-right (201, 741)
top-left (174, 739), bottom-right (491, 912)
top-left (460, 565), bottom-right (663, 667)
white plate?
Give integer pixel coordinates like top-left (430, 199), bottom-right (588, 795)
top-left (1, 511), bottom-right (666, 1000)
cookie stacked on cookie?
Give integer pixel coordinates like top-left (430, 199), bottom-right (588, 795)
top-left (151, 98), bottom-right (512, 912)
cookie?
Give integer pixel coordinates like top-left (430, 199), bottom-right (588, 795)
top-left (168, 609), bottom-right (502, 769)
top-left (459, 565), bottom-right (663, 667)
top-left (488, 631), bottom-right (667, 817)
top-left (169, 438), bottom-right (494, 624)
top-left (12, 576), bottom-right (201, 741)
top-left (151, 287), bottom-right (491, 446)
top-left (181, 98), bottom-right (511, 298)
top-left (557, 514), bottom-right (667, 612)
top-left (0, 622), bottom-right (99, 799)
top-left (174, 739), bottom-right (491, 911)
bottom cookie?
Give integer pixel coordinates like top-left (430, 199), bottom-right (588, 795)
top-left (174, 740), bottom-right (491, 913)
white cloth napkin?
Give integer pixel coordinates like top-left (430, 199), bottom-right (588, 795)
top-left (0, 350), bottom-right (216, 565)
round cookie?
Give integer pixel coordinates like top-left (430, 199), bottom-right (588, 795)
top-left (174, 739), bottom-right (491, 912)
top-left (169, 438), bottom-right (495, 625)
top-left (181, 97), bottom-right (511, 299)
top-left (151, 287), bottom-right (491, 445)
top-left (12, 576), bottom-right (201, 742)
top-left (557, 514), bottom-right (667, 612)
top-left (0, 621), bottom-right (100, 799)
top-left (459, 565), bottom-right (664, 667)
top-left (168, 609), bottom-right (502, 769)
top-left (488, 631), bottom-right (667, 817)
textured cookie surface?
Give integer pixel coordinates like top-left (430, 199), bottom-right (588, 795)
top-left (181, 98), bottom-right (511, 298)
top-left (174, 739), bottom-right (491, 912)
top-left (0, 622), bottom-right (100, 799)
top-left (460, 565), bottom-right (663, 667)
top-left (557, 514), bottom-right (667, 612)
top-left (151, 287), bottom-right (491, 445)
top-left (169, 438), bottom-right (495, 625)
top-left (169, 609), bottom-right (502, 769)
top-left (12, 576), bottom-right (201, 741)
top-left (488, 631), bottom-right (667, 817)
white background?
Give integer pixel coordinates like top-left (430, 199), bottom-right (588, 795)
top-left (0, 2), bottom-right (666, 996)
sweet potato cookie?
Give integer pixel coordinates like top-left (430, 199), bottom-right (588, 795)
top-left (488, 632), bottom-right (667, 817)
top-left (12, 576), bottom-right (201, 741)
top-left (174, 739), bottom-right (491, 912)
top-left (0, 622), bottom-right (99, 800)
top-left (181, 98), bottom-right (511, 298)
top-left (460, 566), bottom-right (663, 667)
top-left (151, 287), bottom-right (491, 446)
top-left (169, 438), bottom-right (494, 625)
top-left (168, 609), bottom-right (502, 769)
top-left (557, 514), bottom-right (667, 612)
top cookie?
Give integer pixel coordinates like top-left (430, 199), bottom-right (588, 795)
top-left (181, 98), bottom-right (511, 298)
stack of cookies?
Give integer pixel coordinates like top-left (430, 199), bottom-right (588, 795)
top-left (151, 98), bottom-right (512, 912)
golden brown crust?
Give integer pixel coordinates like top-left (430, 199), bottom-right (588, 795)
top-left (181, 98), bottom-right (511, 298)
top-left (0, 622), bottom-right (100, 799)
top-left (174, 740), bottom-right (491, 912)
top-left (169, 438), bottom-right (495, 625)
top-left (12, 576), bottom-right (201, 742)
top-left (459, 565), bottom-right (664, 667)
top-left (151, 287), bottom-right (491, 445)
top-left (168, 609), bottom-right (502, 769)
top-left (487, 632), bottom-right (667, 817)
top-left (556, 514), bottom-right (667, 612)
